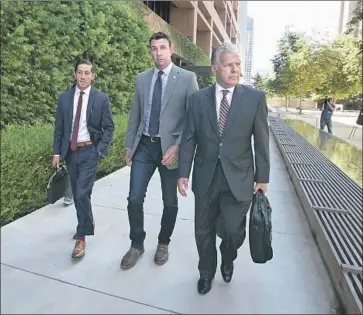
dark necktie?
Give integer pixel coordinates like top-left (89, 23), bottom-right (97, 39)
top-left (70, 91), bottom-right (84, 151)
top-left (148, 70), bottom-right (163, 137)
top-left (219, 90), bottom-right (230, 136)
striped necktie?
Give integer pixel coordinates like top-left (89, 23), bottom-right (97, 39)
top-left (218, 89), bottom-right (230, 136)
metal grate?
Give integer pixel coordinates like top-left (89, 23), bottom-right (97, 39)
top-left (269, 116), bottom-right (363, 314)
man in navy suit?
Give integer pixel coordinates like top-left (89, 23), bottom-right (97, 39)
top-left (52, 58), bottom-right (114, 258)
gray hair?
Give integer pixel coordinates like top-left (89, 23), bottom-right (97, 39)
top-left (211, 42), bottom-right (240, 66)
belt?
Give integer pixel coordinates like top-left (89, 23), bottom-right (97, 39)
top-left (142, 135), bottom-right (160, 143)
top-left (76, 141), bottom-right (93, 148)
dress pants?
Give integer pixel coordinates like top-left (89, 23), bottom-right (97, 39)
top-left (194, 161), bottom-right (252, 279)
top-left (66, 144), bottom-right (98, 236)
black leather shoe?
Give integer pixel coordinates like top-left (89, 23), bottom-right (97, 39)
top-left (197, 278), bottom-right (213, 295)
top-left (221, 261), bottom-right (234, 283)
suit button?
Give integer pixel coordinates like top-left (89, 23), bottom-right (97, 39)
top-left (219, 143), bottom-right (223, 146)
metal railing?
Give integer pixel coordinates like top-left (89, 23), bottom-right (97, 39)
top-left (269, 116), bottom-right (362, 315)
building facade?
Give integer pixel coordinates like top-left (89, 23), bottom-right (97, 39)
top-left (143, 1), bottom-right (240, 67)
top-left (238, 1), bottom-right (248, 71)
top-left (244, 16), bottom-right (254, 86)
top-left (338, 0), bottom-right (362, 38)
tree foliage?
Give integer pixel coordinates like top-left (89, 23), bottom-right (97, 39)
top-left (268, 28), bottom-right (362, 101)
top-left (252, 72), bottom-right (273, 96)
top-left (0, 1), bottom-right (152, 126)
top-left (270, 28), bottom-right (301, 98)
top-left (345, 0), bottom-right (363, 36)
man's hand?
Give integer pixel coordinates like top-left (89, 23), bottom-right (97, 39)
top-left (162, 145), bottom-right (179, 167)
top-left (125, 149), bottom-right (132, 167)
top-left (177, 178), bottom-right (189, 197)
top-left (254, 183), bottom-right (268, 194)
top-left (52, 156), bottom-right (60, 168)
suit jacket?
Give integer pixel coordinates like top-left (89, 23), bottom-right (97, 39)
top-left (125, 64), bottom-right (199, 170)
top-left (53, 86), bottom-right (114, 160)
top-left (179, 84), bottom-right (270, 201)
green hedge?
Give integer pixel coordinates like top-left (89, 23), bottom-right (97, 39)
top-left (0, 114), bottom-right (128, 227)
top-left (197, 74), bottom-right (216, 89)
top-left (1, 1), bottom-right (152, 126)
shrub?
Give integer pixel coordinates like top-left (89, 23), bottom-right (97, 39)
top-left (0, 114), bottom-right (128, 226)
top-left (0, 1), bottom-right (152, 126)
top-left (197, 74), bottom-right (216, 89)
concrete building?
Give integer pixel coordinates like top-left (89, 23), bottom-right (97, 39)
top-left (244, 16), bottom-right (254, 86)
top-left (238, 1), bottom-right (248, 83)
top-left (143, 1), bottom-right (240, 67)
top-left (338, 0), bottom-right (362, 38)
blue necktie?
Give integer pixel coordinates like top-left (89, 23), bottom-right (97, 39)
top-left (148, 71), bottom-right (163, 137)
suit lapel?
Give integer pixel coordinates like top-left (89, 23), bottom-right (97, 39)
top-left (160, 65), bottom-right (179, 115)
top-left (205, 85), bottom-right (219, 138)
top-left (68, 87), bottom-right (76, 127)
top-left (87, 86), bottom-right (97, 122)
top-left (221, 84), bottom-right (245, 137)
top-left (143, 69), bottom-right (154, 115)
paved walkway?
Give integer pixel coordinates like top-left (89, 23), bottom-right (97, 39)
top-left (1, 134), bottom-right (340, 314)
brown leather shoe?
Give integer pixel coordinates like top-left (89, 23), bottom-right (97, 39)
top-left (154, 244), bottom-right (168, 265)
top-left (72, 239), bottom-right (86, 258)
top-left (120, 247), bottom-right (144, 270)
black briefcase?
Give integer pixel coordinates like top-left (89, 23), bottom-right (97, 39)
top-left (249, 189), bottom-right (273, 263)
top-left (47, 165), bottom-right (69, 204)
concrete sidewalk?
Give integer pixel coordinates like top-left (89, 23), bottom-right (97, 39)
top-left (1, 135), bottom-right (340, 314)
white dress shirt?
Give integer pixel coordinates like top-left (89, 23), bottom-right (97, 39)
top-left (215, 83), bottom-right (235, 121)
top-left (71, 86), bottom-right (91, 142)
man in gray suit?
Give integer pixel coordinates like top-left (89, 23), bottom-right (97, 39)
top-left (178, 43), bottom-right (270, 294)
top-left (52, 58), bottom-right (114, 258)
top-left (121, 32), bottom-right (199, 269)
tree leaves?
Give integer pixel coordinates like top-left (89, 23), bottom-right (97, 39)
top-left (267, 28), bottom-right (362, 101)
top-left (1, 1), bottom-right (152, 126)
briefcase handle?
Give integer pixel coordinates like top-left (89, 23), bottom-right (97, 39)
top-left (47, 165), bottom-right (68, 189)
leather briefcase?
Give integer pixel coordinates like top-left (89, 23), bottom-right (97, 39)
top-left (249, 189), bottom-right (273, 263)
top-left (47, 165), bottom-right (69, 204)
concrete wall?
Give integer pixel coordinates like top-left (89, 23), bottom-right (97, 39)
top-left (267, 98), bottom-right (317, 109)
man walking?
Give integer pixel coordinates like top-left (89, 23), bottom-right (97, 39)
top-left (320, 97), bottom-right (335, 134)
top-left (121, 32), bottom-right (198, 269)
top-left (52, 58), bottom-right (114, 258)
top-left (178, 43), bottom-right (270, 294)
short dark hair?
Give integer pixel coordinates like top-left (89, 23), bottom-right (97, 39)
top-left (327, 97), bottom-right (333, 102)
top-left (149, 32), bottom-right (172, 47)
top-left (74, 58), bottom-right (94, 73)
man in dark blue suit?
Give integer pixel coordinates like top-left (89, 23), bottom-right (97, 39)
top-left (52, 58), bottom-right (114, 258)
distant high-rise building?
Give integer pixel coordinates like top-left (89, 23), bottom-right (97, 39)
top-left (238, 1), bottom-right (248, 67)
top-left (244, 16), bottom-right (254, 86)
top-left (338, 0), bottom-right (362, 38)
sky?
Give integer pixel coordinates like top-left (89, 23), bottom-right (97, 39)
top-left (246, 1), bottom-right (341, 77)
